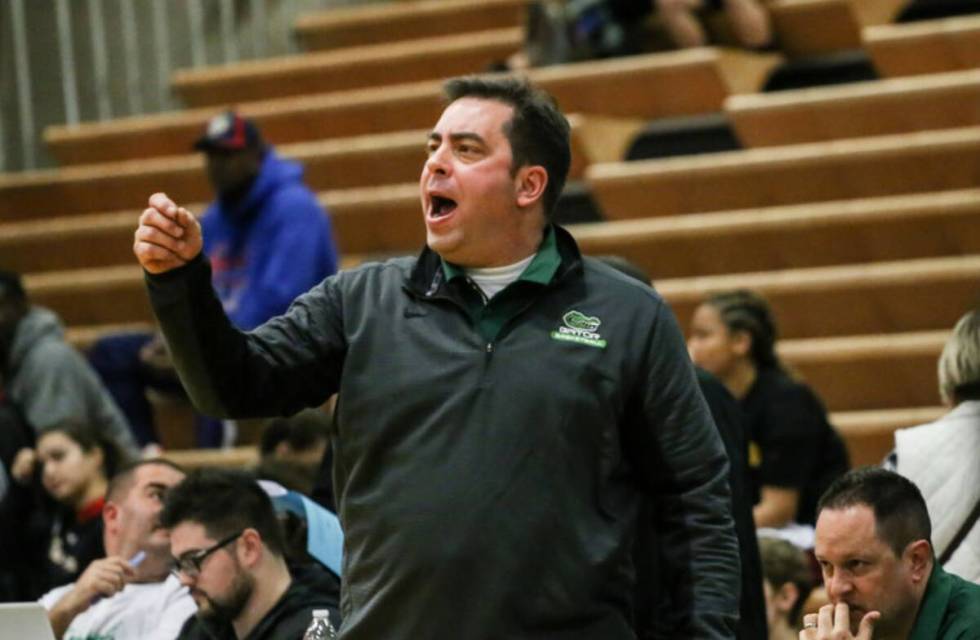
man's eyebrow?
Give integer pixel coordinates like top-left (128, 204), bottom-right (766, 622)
top-left (426, 132), bottom-right (486, 145)
top-left (144, 482), bottom-right (170, 493)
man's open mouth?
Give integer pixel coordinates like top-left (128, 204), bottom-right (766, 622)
top-left (430, 195), bottom-right (457, 218)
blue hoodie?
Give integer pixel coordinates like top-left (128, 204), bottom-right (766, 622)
top-left (201, 150), bottom-right (338, 330)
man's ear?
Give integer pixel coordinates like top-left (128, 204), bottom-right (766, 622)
top-left (238, 528), bottom-right (264, 568)
top-left (515, 165), bottom-right (548, 209)
top-left (775, 582), bottom-right (800, 614)
top-left (904, 539), bottom-right (933, 583)
top-left (102, 501), bottom-right (120, 530)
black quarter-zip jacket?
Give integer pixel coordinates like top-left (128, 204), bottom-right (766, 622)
top-left (147, 225), bottom-right (740, 639)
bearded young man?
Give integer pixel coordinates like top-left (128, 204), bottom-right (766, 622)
top-left (162, 469), bottom-right (338, 640)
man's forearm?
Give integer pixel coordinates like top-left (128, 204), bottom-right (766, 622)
top-left (48, 592), bottom-right (87, 640)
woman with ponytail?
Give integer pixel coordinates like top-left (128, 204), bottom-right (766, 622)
top-left (687, 290), bottom-right (849, 542)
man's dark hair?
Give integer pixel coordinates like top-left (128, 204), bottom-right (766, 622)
top-left (817, 467), bottom-right (932, 557)
top-left (160, 468), bottom-right (286, 557)
top-left (0, 271), bottom-right (29, 357)
top-left (259, 409), bottom-right (329, 457)
top-left (443, 76), bottom-right (571, 218)
top-left (39, 419), bottom-right (133, 483)
top-left (0, 271), bottom-right (27, 305)
top-left (106, 458), bottom-right (185, 502)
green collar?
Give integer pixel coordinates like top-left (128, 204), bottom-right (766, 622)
top-left (438, 226), bottom-right (561, 343)
top-left (908, 563), bottom-right (953, 640)
top-left (440, 225), bottom-right (560, 286)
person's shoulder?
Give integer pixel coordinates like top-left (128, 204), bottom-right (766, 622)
top-left (943, 573), bottom-right (980, 638)
top-left (580, 257), bottom-right (665, 311)
top-left (255, 579), bottom-right (339, 640)
top-left (756, 367), bottom-right (813, 399)
top-left (948, 569), bottom-right (980, 607)
top-left (335, 256), bottom-right (416, 285)
top-left (17, 330), bottom-right (80, 373)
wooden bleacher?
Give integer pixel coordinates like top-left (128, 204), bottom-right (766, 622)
top-left (586, 124), bottom-right (980, 218)
top-left (830, 406), bottom-right (945, 465)
top-left (25, 252), bottom-right (977, 343)
top-left (779, 330), bottom-right (948, 411)
top-left (767, 0), bottom-right (907, 57)
top-left (571, 189), bottom-right (980, 279)
top-left (726, 68), bottom-right (980, 146)
top-left (865, 14), bottom-right (980, 77)
top-left (65, 322), bottom-right (155, 352)
top-left (658, 255), bottom-right (980, 339)
top-left (294, 0), bottom-right (528, 51)
top-left (161, 446), bottom-right (260, 470)
top-left (0, 115), bottom-right (639, 221)
top-left (3, 0), bottom-right (975, 472)
top-left (22, 266), bottom-right (150, 326)
top-left (173, 28), bottom-right (524, 107)
top-left (44, 48), bottom-right (779, 165)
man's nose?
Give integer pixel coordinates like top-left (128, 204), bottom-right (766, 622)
top-left (424, 145), bottom-right (450, 175)
top-left (827, 571), bottom-right (853, 600)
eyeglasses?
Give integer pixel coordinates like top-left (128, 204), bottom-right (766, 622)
top-left (170, 530), bottom-right (243, 579)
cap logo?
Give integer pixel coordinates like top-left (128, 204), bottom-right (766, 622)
top-left (208, 113), bottom-right (234, 138)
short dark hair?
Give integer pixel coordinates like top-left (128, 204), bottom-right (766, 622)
top-left (817, 467), bottom-right (932, 557)
top-left (160, 468), bottom-right (286, 557)
top-left (259, 410), bottom-right (329, 457)
top-left (443, 76), bottom-right (571, 218)
top-left (0, 271), bottom-right (26, 304)
top-left (106, 458), bottom-right (185, 502)
top-left (759, 536), bottom-right (813, 624)
top-left (0, 271), bottom-right (29, 333)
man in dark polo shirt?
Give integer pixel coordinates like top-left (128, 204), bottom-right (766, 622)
top-left (805, 468), bottom-right (980, 639)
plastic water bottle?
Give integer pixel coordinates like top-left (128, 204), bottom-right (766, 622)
top-left (302, 609), bottom-right (338, 640)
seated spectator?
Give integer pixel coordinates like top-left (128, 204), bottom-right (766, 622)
top-left (0, 386), bottom-right (36, 600)
top-left (255, 409), bottom-right (331, 495)
top-left (162, 469), bottom-right (340, 639)
top-left (891, 308), bottom-right (980, 584)
top-left (0, 270), bottom-right (138, 476)
top-left (521, 0), bottom-right (771, 67)
top-left (91, 111), bottom-right (339, 448)
top-left (758, 536), bottom-right (814, 640)
top-left (656, 0), bottom-right (771, 49)
top-left (806, 467), bottom-right (980, 639)
top-left (40, 459), bottom-right (193, 639)
top-left (32, 420), bottom-right (133, 595)
top-left (687, 290), bottom-right (849, 542)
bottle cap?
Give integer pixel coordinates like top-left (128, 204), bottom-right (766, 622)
top-left (312, 609), bottom-right (330, 617)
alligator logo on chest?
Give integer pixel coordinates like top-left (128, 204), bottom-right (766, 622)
top-left (551, 310), bottom-right (606, 349)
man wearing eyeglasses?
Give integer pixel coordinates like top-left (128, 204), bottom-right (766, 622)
top-left (39, 459), bottom-right (192, 640)
top-left (161, 468), bottom-right (340, 640)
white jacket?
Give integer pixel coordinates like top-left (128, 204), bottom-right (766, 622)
top-left (895, 400), bottom-right (980, 584)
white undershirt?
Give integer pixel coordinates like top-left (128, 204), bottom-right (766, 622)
top-left (465, 253), bottom-right (536, 302)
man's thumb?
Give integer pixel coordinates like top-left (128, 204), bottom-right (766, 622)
top-left (857, 611), bottom-right (880, 639)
